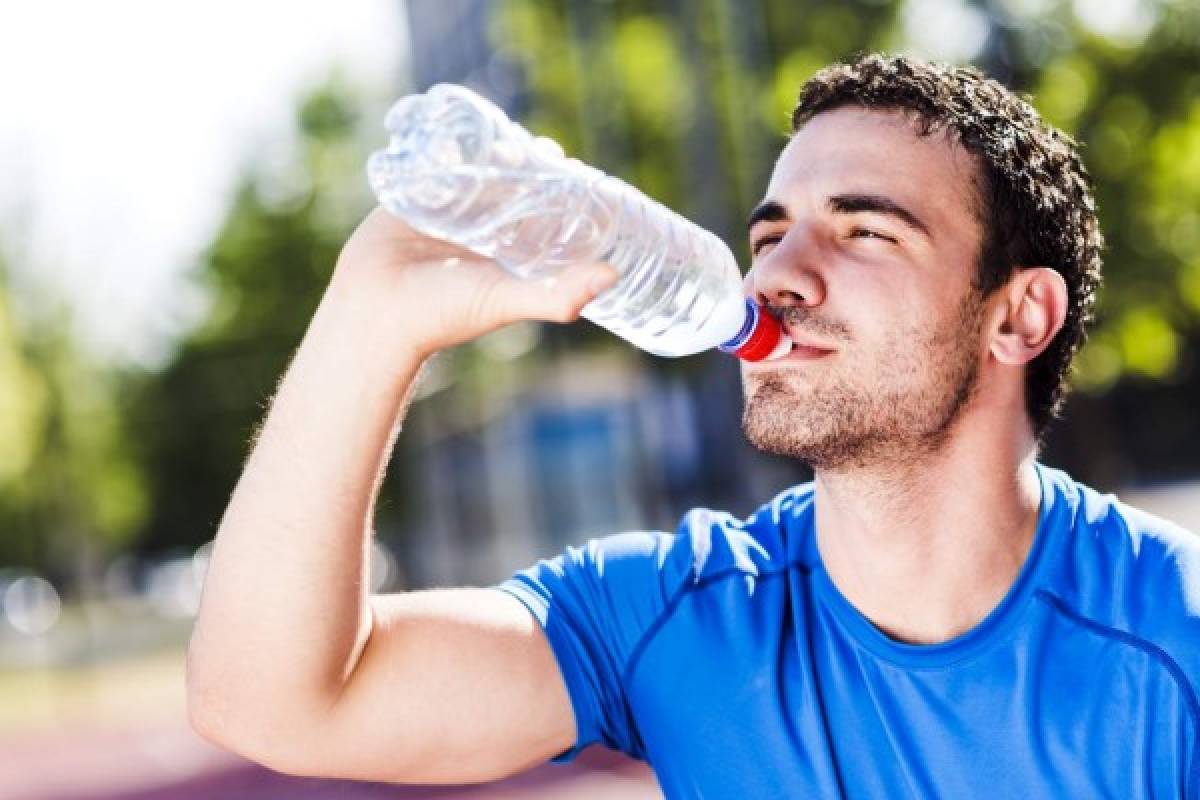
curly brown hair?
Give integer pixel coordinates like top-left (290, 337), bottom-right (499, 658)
top-left (791, 53), bottom-right (1104, 442)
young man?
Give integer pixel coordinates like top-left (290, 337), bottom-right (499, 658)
top-left (187, 54), bottom-right (1200, 798)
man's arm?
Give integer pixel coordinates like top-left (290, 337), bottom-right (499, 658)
top-left (185, 209), bottom-right (618, 783)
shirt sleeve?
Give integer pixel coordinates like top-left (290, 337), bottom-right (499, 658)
top-left (493, 530), bottom-right (679, 764)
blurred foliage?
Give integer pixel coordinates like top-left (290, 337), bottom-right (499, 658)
top-left (4, 0), bottom-right (1200, 584)
top-left (120, 77), bottom-right (383, 558)
top-left (1025, 11), bottom-right (1200, 390)
top-left (0, 260), bottom-right (146, 588)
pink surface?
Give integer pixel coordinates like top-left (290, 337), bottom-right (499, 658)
top-left (0, 719), bottom-right (661, 800)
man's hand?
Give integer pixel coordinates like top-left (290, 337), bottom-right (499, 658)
top-left (330, 207), bottom-right (620, 359)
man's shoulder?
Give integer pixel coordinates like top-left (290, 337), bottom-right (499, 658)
top-left (567, 484), bottom-right (815, 598)
top-left (1046, 464), bottom-right (1200, 593)
top-left (669, 482), bottom-right (816, 586)
top-left (526, 482), bottom-right (815, 595)
top-left (1041, 464), bottom-right (1200, 674)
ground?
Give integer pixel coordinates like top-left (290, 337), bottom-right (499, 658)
top-left (0, 609), bottom-right (660, 800)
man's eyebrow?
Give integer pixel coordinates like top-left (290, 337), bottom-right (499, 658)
top-left (828, 193), bottom-right (931, 238)
top-left (746, 201), bottom-right (790, 233)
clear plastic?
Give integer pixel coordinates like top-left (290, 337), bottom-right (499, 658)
top-left (366, 83), bottom-right (780, 358)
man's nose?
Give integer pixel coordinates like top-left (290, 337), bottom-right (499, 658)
top-left (743, 225), bottom-right (827, 309)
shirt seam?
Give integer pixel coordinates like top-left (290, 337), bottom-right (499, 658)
top-left (620, 559), bottom-right (807, 691)
top-left (492, 578), bottom-right (604, 762)
top-left (1036, 588), bottom-right (1200, 799)
top-left (813, 563), bottom-right (1053, 672)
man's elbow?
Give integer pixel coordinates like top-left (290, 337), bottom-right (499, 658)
top-left (188, 642), bottom-right (300, 759)
top-left (186, 677), bottom-right (252, 761)
top-left (187, 699), bottom-right (242, 761)
top-left (186, 670), bottom-right (312, 776)
top-left (187, 703), bottom-right (316, 777)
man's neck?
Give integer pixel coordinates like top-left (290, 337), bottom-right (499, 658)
top-left (812, 426), bottom-right (1042, 646)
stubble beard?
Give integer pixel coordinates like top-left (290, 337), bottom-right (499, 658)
top-left (741, 291), bottom-right (985, 472)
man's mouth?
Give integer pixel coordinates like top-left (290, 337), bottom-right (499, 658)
top-left (755, 307), bottom-right (843, 364)
top-left (745, 338), bottom-right (835, 369)
top-left (779, 342), bottom-right (836, 362)
top-left (778, 324), bottom-right (838, 360)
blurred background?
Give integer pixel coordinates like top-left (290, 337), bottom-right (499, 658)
top-left (2, 0), bottom-right (1199, 797)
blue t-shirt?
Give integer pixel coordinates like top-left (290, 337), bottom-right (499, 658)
top-left (495, 462), bottom-right (1200, 799)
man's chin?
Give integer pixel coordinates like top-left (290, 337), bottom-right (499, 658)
top-left (742, 400), bottom-right (817, 461)
top-left (741, 393), bottom-right (881, 470)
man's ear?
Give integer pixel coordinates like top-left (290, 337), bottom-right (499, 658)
top-left (989, 267), bottom-right (1069, 366)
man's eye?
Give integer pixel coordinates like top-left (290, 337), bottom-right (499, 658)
top-left (751, 234), bottom-right (783, 255)
top-left (850, 227), bottom-right (895, 243)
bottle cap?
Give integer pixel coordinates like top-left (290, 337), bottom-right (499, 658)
top-left (718, 299), bottom-right (793, 362)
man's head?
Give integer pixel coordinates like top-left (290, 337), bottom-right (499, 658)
top-left (740, 53), bottom-right (1103, 470)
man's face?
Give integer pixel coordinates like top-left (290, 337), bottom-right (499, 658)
top-left (741, 107), bottom-right (990, 470)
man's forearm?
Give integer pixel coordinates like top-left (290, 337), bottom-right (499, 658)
top-left (187, 275), bottom-right (426, 740)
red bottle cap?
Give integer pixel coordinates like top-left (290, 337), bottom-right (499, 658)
top-left (734, 304), bottom-right (787, 362)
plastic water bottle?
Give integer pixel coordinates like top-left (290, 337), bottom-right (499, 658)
top-left (366, 83), bottom-right (792, 361)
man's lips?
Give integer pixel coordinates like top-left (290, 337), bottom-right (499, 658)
top-left (749, 309), bottom-right (841, 365)
top-left (746, 338), bottom-right (835, 368)
top-left (782, 325), bottom-right (838, 358)
top-left (780, 342), bottom-right (836, 361)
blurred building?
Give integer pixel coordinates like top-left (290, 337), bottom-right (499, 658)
top-left (395, 345), bottom-right (803, 588)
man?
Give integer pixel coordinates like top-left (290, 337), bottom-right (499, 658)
top-left (186, 54), bottom-right (1200, 798)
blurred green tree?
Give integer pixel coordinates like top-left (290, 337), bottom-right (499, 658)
top-left (0, 256), bottom-right (147, 593)
top-left (123, 76), bottom-right (401, 557)
top-left (1008, 3), bottom-right (1200, 482)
